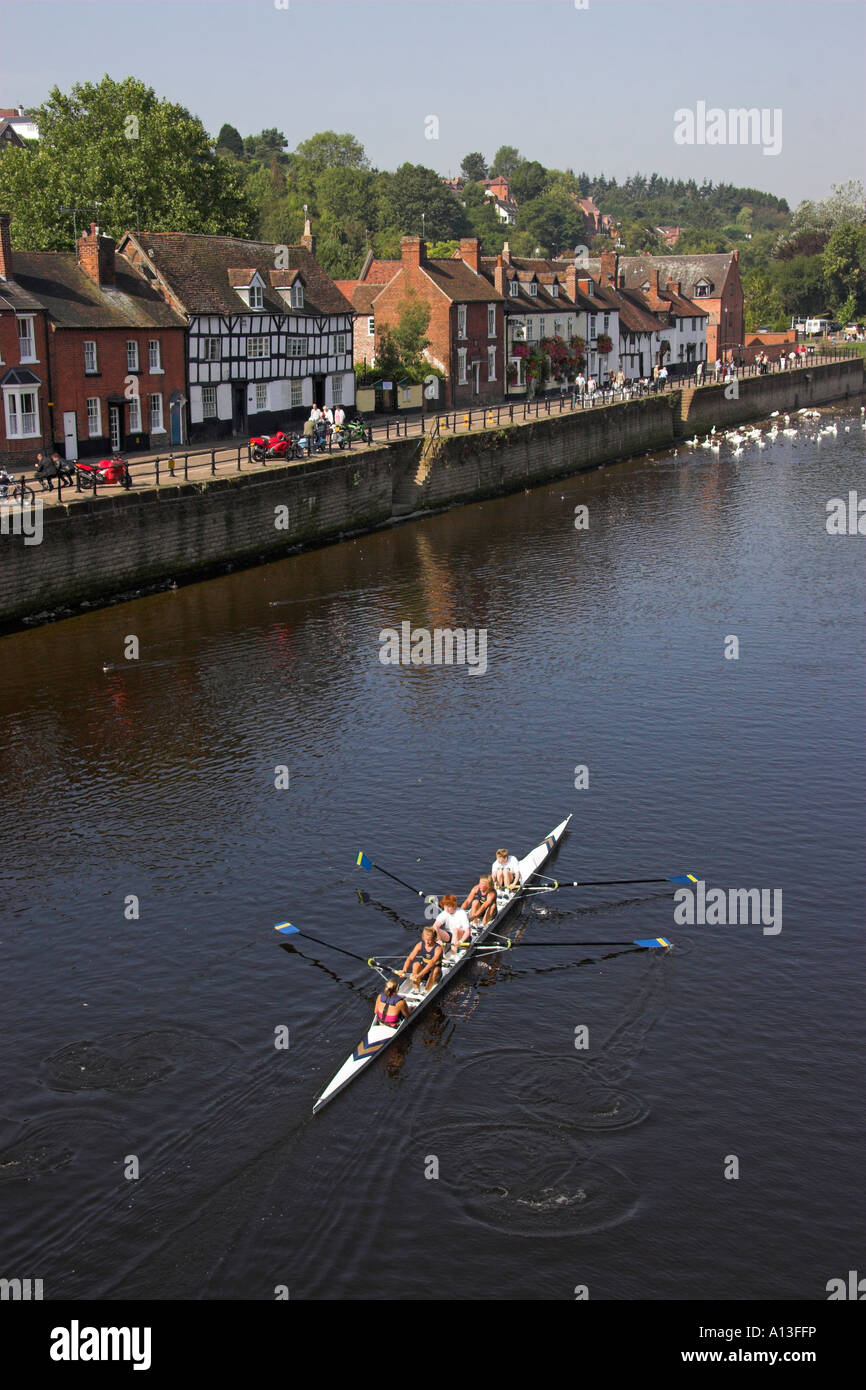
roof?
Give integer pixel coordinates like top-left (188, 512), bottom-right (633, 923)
top-left (593, 284), bottom-right (661, 335)
top-left (334, 281), bottom-right (380, 314)
top-left (0, 118), bottom-right (25, 147)
top-left (10, 251), bottom-right (187, 330)
top-left (125, 233), bottom-right (354, 317)
top-left (615, 253), bottom-right (737, 298)
top-left (0, 274), bottom-right (44, 313)
top-left (421, 258), bottom-right (503, 303)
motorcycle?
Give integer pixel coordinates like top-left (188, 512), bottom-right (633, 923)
top-left (75, 457), bottom-right (131, 490)
top-left (249, 430), bottom-right (298, 463)
top-left (332, 417), bottom-right (368, 449)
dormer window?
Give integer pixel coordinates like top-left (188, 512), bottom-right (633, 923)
top-left (250, 284), bottom-right (263, 310)
top-left (551, 282), bottom-right (559, 298)
top-left (509, 280), bottom-right (519, 297)
top-left (641, 281), bottom-right (650, 293)
top-left (529, 281), bottom-right (538, 297)
top-left (291, 282), bottom-right (304, 309)
top-left (694, 281), bottom-right (711, 297)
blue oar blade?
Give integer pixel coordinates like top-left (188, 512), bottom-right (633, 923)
top-left (669, 874), bottom-right (699, 885)
top-left (356, 851), bottom-right (373, 872)
top-left (634, 937), bottom-right (672, 949)
top-left (275, 921), bottom-right (299, 935)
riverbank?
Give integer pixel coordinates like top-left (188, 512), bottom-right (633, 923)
top-left (2, 356), bottom-right (862, 629)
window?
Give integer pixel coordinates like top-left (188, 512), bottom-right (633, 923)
top-left (290, 381), bottom-right (303, 408)
top-left (603, 315), bottom-right (610, 333)
top-left (87, 397), bottom-right (101, 437)
top-left (487, 304), bottom-right (496, 338)
top-left (457, 304), bottom-right (467, 338)
top-left (202, 337), bottom-right (221, 362)
top-left (202, 386), bottom-right (218, 418)
top-left (288, 336), bottom-right (307, 358)
top-left (16, 316), bottom-right (36, 361)
top-left (247, 337), bottom-right (267, 359)
top-left (367, 316), bottom-right (375, 337)
top-left (551, 282), bottom-right (559, 298)
top-left (554, 320), bottom-right (562, 336)
top-left (567, 318), bottom-right (573, 337)
top-left (148, 339), bottom-right (162, 372)
top-left (527, 318), bottom-right (536, 341)
top-left (336, 334), bottom-right (347, 354)
top-left (126, 340), bottom-right (139, 371)
top-left (694, 282), bottom-right (711, 297)
top-left (590, 316), bottom-right (597, 337)
top-left (509, 280), bottom-right (519, 298)
top-left (332, 374), bottom-right (344, 405)
top-left (150, 393), bottom-right (164, 431)
top-left (457, 347), bottom-right (467, 383)
top-left (291, 282), bottom-right (304, 309)
top-left (255, 383), bottom-right (267, 411)
top-left (84, 340), bottom-right (98, 374)
top-left (529, 281), bottom-right (538, 297)
top-left (128, 395), bottom-right (142, 432)
top-left (487, 346), bottom-right (496, 381)
top-left (3, 387), bottom-right (40, 437)
top-left (249, 283), bottom-right (263, 310)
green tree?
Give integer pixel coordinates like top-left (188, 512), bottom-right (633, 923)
top-left (244, 128), bottom-right (288, 163)
top-left (216, 123), bottom-right (244, 158)
top-left (377, 163), bottom-right (469, 240)
top-left (294, 130), bottom-right (369, 171)
top-left (460, 152), bottom-right (488, 183)
top-left (510, 160), bottom-right (547, 204)
top-left (518, 191), bottom-right (582, 254)
top-left (822, 223), bottom-right (866, 316)
top-left (491, 145), bottom-right (521, 178)
top-left (389, 292), bottom-right (432, 377)
top-left (0, 75), bottom-right (255, 249)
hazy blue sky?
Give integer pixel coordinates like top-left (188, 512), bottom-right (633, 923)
top-left (2, 0), bottom-right (864, 208)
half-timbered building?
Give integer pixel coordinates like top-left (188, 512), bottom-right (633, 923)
top-left (118, 224), bottom-right (355, 443)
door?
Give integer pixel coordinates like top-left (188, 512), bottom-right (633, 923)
top-left (170, 400), bottom-right (184, 445)
top-left (63, 411), bottom-right (78, 461)
top-left (232, 385), bottom-right (247, 436)
top-left (472, 361), bottom-right (481, 395)
top-left (109, 405), bottom-right (121, 453)
top-left (313, 376), bottom-right (326, 408)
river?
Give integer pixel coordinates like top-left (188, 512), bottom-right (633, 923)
top-left (2, 400), bottom-right (864, 1300)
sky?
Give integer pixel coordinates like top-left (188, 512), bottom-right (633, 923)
top-left (1, 0), bottom-right (864, 209)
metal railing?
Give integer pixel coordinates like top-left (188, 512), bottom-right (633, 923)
top-left (24, 348), bottom-right (857, 501)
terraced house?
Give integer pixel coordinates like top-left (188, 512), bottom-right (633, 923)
top-left (2, 218), bottom-right (187, 461)
top-left (119, 223), bottom-right (355, 443)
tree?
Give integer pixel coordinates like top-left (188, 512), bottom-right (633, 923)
top-left (491, 145), bottom-right (521, 178)
top-left (822, 223), bottom-right (866, 316)
top-left (244, 128), bottom-right (288, 162)
top-left (377, 163), bottom-right (469, 240)
top-left (460, 152), bottom-right (488, 183)
top-left (510, 160), bottom-right (547, 205)
top-left (518, 191), bottom-right (582, 254)
top-left (389, 292), bottom-right (432, 377)
top-left (294, 130), bottom-right (369, 171)
top-left (216, 123), bottom-right (244, 158)
top-left (0, 76), bottom-right (256, 249)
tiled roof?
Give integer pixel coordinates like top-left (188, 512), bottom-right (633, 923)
top-left (127, 233), bottom-right (354, 316)
top-left (10, 252), bottom-right (187, 329)
top-left (612, 253), bottom-right (736, 298)
top-left (334, 281), bottom-right (381, 314)
top-left (0, 274), bottom-right (44, 313)
top-left (421, 258), bottom-right (503, 303)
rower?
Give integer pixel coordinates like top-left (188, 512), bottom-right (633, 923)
top-left (462, 875), bottom-right (497, 926)
top-left (374, 978), bottom-right (411, 1028)
top-left (402, 925), bottom-right (443, 993)
top-left (491, 848), bottom-right (520, 893)
top-left (433, 894), bottom-right (472, 953)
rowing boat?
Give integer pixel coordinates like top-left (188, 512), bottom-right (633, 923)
top-left (312, 814), bottom-right (573, 1114)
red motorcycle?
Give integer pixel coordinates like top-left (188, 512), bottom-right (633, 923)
top-left (75, 456), bottom-right (131, 490)
top-left (249, 430), bottom-right (298, 463)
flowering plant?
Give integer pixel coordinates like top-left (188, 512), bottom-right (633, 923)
top-left (596, 333), bottom-right (613, 355)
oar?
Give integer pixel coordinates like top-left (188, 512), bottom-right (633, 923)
top-left (536, 874), bottom-right (698, 889)
top-left (356, 851), bottom-right (437, 902)
top-left (503, 936), bottom-right (672, 950)
top-left (274, 922), bottom-right (373, 965)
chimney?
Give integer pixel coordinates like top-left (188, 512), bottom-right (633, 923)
top-left (565, 264), bottom-right (577, 300)
top-left (600, 249), bottom-right (618, 286)
top-left (666, 278), bottom-right (682, 297)
top-left (17, 104), bottom-right (24, 117)
top-left (78, 223), bottom-right (116, 287)
top-left (401, 235), bottom-right (426, 268)
top-left (301, 215), bottom-right (315, 255)
top-left (459, 237), bottom-right (480, 274)
top-left (494, 253), bottom-right (506, 297)
top-left (501, 240), bottom-right (512, 266)
top-left (0, 212), bottom-right (12, 280)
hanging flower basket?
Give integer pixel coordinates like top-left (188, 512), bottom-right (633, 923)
top-left (597, 333), bottom-right (613, 355)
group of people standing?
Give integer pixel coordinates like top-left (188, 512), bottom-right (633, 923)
top-left (302, 403), bottom-right (345, 449)
top-left (372, 848), bottom-right (522, 1027)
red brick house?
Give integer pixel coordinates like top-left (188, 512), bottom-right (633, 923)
top-left (10, 224), bottom-right (188, 458)
top-left (0, 213), bottom-right (51, 463)
top-left (345, 237), bottom-right (505, 408)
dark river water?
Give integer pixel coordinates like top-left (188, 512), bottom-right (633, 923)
top-left (2, 401), bottom-right (864, 1301)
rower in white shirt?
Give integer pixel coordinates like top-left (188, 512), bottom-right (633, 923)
top-left (491, 848), bottom-right (520, 892)
top-left (433, 895), bottom-right (472, 954)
